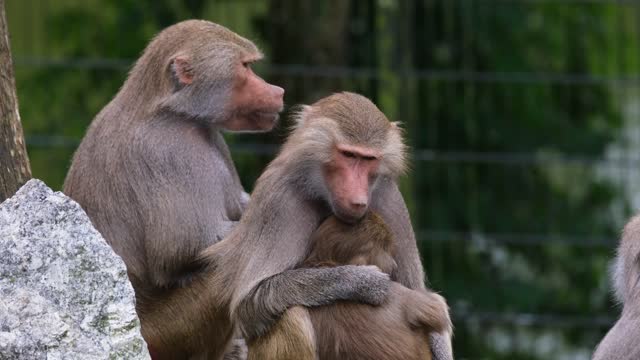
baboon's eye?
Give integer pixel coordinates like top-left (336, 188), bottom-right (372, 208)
top-left (341, 150), bottom-right (356, 158)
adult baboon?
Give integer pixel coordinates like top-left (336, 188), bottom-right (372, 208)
top-left (65, 20), bottom-right (284, 291)
top-left (232, 92), bottom-right (453, 360)
top-left (592, 216), bottom-right (640, 360)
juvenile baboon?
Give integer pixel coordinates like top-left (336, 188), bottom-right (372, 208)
top-left (592, 216), bottom-right (640, 360)
top-left (249, 212), bottom-right (452, 360)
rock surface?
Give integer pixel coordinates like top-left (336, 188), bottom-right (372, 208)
top-left (0, 179), bottom-right (149, 359)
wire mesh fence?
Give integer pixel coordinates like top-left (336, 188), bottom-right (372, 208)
top-left (7, 0), bottom-right (640, 358)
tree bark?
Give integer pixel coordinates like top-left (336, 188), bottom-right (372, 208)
top-left (0, 0), bottom-right (31, 203)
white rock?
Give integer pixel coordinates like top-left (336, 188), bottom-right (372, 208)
top-left (0, 179), bottom-right (149, 359)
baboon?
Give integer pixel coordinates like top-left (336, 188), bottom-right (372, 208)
top-left (63, 20), bottom-right (282, 358)
top-left (234, 92), bottom-right (452, 360)
top-left (65, 19), bottom-right (284, 291)
top-left (249, 212), bottom-right (452, 360)
top-left (592, 216), bottom-right (640, 360)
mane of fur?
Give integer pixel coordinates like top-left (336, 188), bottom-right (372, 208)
top-left (286, 92), bottom-right (408, 179)
top-left (612, 215), bottom-right (640, 305)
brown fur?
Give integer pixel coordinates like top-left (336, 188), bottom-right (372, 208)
top-left (303, 212), bottom-right (399, 272)
top-left (247, 307), bottom-right (317, 360)
top-left (593, 215), bottom-right (640, 360)
top-left (249, 212), bottom-right (451, 360)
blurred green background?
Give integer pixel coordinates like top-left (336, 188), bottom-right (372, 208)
top-left (6, 0), bottom-right (640, 359)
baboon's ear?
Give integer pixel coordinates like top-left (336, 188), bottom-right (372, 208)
top-left (171, 55), bottom-right (194, 85)
top-left (390, 121), bottom-right (403, 130)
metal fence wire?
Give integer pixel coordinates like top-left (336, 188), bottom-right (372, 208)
top-left (7, 0), bottom-right (640, 358)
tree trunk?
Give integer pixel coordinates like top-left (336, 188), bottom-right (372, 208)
top-left (0, 0), bottom-right (31, 202)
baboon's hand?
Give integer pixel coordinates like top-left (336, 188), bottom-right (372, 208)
top-left (345, 265), bottom-right (391, 306)
top-left (416, 292), bottom-right (453, 334)
top-left (222, 337), bottom-right (247, 360)
top-left (406, 290), bottom-right (453, 334)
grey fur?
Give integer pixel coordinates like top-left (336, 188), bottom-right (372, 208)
top-left (64, 20), bottom-right (279, 359)
top-left (592, 216), bottom-right (640, 360)
top-left (64, 21), bottom-right (258, 290)
top-left (223, 338), bottom-right (247, 360)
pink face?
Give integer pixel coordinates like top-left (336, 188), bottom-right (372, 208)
top-left (323, 144), bottom-right (381, 223)
top-left (224, 59), bottom-right (285, 132)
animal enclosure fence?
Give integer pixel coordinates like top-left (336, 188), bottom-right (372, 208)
top-left (7, 0), bottom-right (640, 358)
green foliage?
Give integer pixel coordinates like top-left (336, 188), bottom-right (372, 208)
top-left (7, 0), bottom-right (634, 358)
